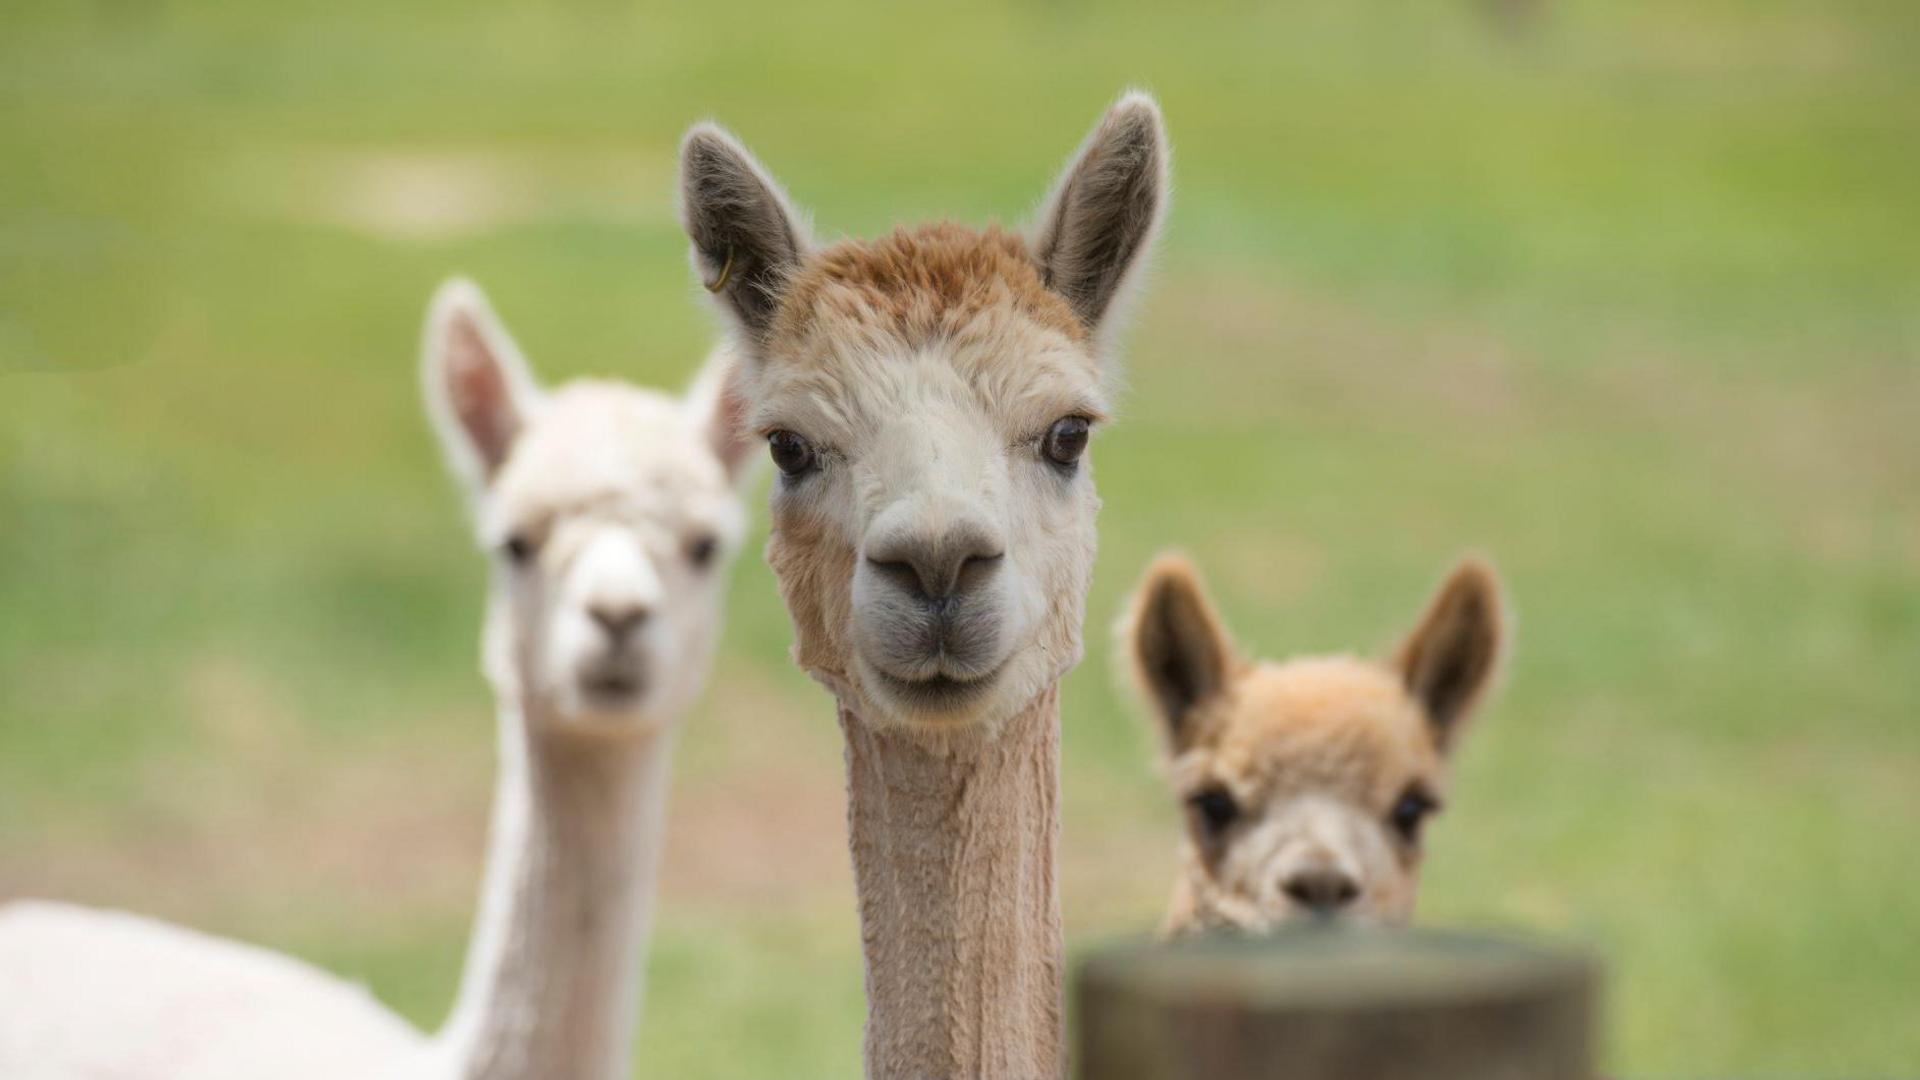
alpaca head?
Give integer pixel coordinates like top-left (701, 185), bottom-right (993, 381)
top-left (677, 93), bottom-right (1168, 735)
top-left (1125, 554), bottom-right (1508, 932)
top-left (424, 280), bottom-right (755, 734)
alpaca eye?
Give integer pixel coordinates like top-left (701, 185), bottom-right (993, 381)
top-left (502, 534), bottom-right (537, 566)
top-left (1389, 788), bottom-right (1438, 843)
top-left (1190, 787), bottom-right (1240, 837)
top-left (768, 430), bottom-right (816, 478)
top-left (686, 533), bottom-right (719, 570)
top-left (1041, 416), bottom-right (1091, 470)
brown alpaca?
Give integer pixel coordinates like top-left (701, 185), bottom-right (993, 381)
top-left (678, 94), bottom-right (1169, 1079)
top-left (1124, 553), bottom-right (1508, 936)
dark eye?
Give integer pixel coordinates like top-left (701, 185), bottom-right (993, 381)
top-left (1189, 786), bottom-right (1240, 837)
top-left (1389, 788), bottom-right (1438, 843)
top-left (768, 430), bottom-right (817, 478)
top-left (1041, 416), bottom-right (1091, 470)
top-left (686, 533), bottom-right (719, 570)
top-left (502, 534), bottom-right (536, 566)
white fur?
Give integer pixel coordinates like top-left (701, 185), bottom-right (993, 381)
top-left (0, 279), bottom-right (751, 1080)
top-left (0, 902), bottom-right (423, 1080)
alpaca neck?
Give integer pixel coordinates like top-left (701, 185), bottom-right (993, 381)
top-left (433, 699), bottom-right (671, 1080)
top-left (840, 686), bottom-right (1065, 1080)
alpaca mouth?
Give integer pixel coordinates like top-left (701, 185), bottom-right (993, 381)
top-left (870, 663), bottom-right (1003, 711)
top-left (579, 665), bottom-right (646, 705)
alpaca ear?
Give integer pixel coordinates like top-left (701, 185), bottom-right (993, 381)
top-left (678, 123), bottom-right (812, 345)
top-left (1031, 90), bottom-right (1170, 335)
top-left (685, 344), bottom-right (760, 489)
top-left (422, 278), bottom-right (541, 495)
top-left (1394, 557), bottom-right (1508, 752)
top-left (1128, 552), bottom-right (1238, 755)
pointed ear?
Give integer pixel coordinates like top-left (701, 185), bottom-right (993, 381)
top-left (684, 343), bottom-right (760, 489)
top-left (678, 123), bottom-right (812, 345)
top-left (1030, 90), bottom-right (1170, 336)
top-left (1127, 552), bottom-right (1239, 755)
top-left (1394, 557), bottom-right (1509, 752)
top-left (421, 278), bottom-right (541, 495)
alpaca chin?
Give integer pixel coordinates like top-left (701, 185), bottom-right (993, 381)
top-left (541, 673), bottom-right (673, 738)
top-left (847, 641), bottom-right (1073, 744)
top-left (861, 659), bottom-right (1006, 727)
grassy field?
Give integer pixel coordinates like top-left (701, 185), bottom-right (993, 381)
top-left (3, 0), bottom-right (1917, 1076)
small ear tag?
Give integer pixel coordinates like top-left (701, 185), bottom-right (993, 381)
top-left (703, 246), bottom-right (736, 294)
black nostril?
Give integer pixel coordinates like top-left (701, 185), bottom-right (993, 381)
top-left (590, 605), bottom-right (649, 641)
top-left (866, 547), bottom-right (1005, 602)
top-left (962, 550), bottom-right (1005, 574)
top-left (866, 557), bottom-right (925, 598)
top-left (1284, 869), bottom-right (1361, 912)
top-left (943, 550), bottom-right (1004, 601)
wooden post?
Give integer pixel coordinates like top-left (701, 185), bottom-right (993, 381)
top-left (1075, 927), bottom-right (1599, 1080)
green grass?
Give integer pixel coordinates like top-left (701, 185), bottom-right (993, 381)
top-left (3, 1), bottom-right (1917, 1076)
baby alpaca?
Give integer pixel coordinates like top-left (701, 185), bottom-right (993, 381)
top-left (1124, 553), bottom-right (1508, 935)
top-left (0, 280), bottom-right (754, 1080)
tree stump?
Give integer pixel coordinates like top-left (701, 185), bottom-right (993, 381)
top-left (1075, 927), bottom-right (1599, 1080)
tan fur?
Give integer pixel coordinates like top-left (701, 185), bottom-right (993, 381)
top-left (680, 92), bottom-right (1169, 1079)
top-left (841, 689), bottom-right (1063, 1079)
top-left (748, 199), bottom-right (1097, 1080)
top-left (1125, 554), bottom-right (1508, 937)
top-left (777, 224), bottom-right (1089, 350)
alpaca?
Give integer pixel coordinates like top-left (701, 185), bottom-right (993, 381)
top-left (677, 93), bottom-right (1169, 1078)
top-left (1123, 552), bottom-right (1509, 937)
top-left (0, 279), bottom-right (755, 1080)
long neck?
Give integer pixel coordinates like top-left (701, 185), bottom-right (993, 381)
top-left (840, 686), bottom-right (1065, 1080)
top-left (432, 699), bottom-right (671, 1080)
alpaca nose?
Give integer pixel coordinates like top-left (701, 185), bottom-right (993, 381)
top-left (1283, 868), bottom-right (1361, 914)
top-left (588, 601), bottom-right (650, 644)
top-left (865, 524), bottom-right (1005, 602)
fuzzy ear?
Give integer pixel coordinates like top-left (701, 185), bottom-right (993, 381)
top-left (678, 123), bottom-right (812, 345)
top-left (684, 343), bottom-right (760, 488)
top-left (421, 278), bottom-right (541, 494)
top-left (1394, 557), bottom-right (1508, 752)
top-left (1030, 90), bottom-right (1170, 335)
top-left (1127, 552), bottom-right (1239, 754)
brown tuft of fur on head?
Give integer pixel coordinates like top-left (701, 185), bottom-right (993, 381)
top-left (777, 224), bottom-right (1087, 353)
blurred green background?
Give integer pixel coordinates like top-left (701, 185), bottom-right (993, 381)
top-left (3, 0), bottom-right (1917, 1076)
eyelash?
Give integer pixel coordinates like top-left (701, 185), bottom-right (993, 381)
top-left (778, 448), bottom-right (837, 486)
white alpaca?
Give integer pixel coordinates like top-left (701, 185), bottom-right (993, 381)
top-left (0, 280), bottom-right (756, 1080)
